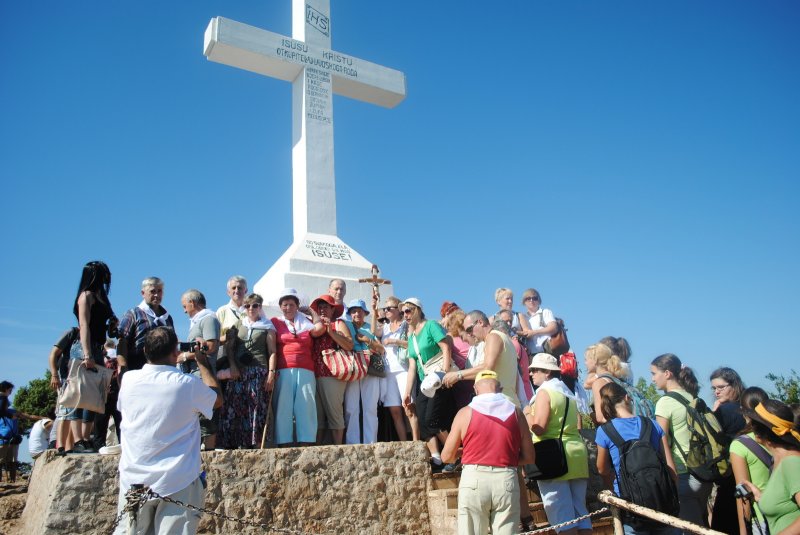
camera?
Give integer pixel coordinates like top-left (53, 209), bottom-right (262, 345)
top-left (734, 483), bottom-right (753, 500)
top-left (178, 341), bottom-right (209, 353)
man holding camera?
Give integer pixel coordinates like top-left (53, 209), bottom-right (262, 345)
top-left (180, 289), bottom-right (220, 450)
top-left (115, 326), bottom-right (221, 535)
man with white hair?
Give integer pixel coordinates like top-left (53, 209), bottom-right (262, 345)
top-left (216, 275), bottom-right (248, 335)
top-left (442, 370), bottom-right (535, 535)
top-left (179, 289), bottom-right (220, 449)
top-left (443, 311), bottom-right (521, 407)
top-left (117, 277), bottom-right (174, 374)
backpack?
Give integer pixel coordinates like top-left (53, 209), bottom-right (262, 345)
top-left (598, 374), bottom-right (655, 419)
top-left (664, 392), bottom-right (731, 482)
top-left (559, 352), bottom-right (578, 379)
top-left (601, 417), bottom-right (680, 529)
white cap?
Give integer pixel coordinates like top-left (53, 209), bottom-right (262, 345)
top-left (420, 371), bottom-right (444, 398)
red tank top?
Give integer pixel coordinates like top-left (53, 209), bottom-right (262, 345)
top-left (461, 409), bottom-right (521, 468)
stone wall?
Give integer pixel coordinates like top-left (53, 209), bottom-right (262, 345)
top-left (19, 442), bottom-right (432, 535)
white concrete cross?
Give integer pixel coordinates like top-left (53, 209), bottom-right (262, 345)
top-left (204, 0), bottom-right (407, 242)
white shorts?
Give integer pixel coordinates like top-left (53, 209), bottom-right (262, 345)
top-left (379, 370), bottom-right (405, 407)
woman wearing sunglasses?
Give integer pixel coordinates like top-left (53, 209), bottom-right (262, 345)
top-left (516, 288), bottom-right (558, 357)
top-left (218, 293), bottom-right (276, 449)
top-left (401, 298), bottom-right (456, 472)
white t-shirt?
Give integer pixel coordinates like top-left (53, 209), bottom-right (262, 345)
top-left (466, 341), bottom-right (486, 368)
top-left (525, 308), bottom-right (556, 354)
top-left (381, 321), bottom-right (407, 373)
top-left (118, 364), bottom-right (217, 496)
top-left (28, 420), bottom-right (51, 457)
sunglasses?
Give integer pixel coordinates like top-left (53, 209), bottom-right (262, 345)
top-left (377, 317), bottom-right (390, 324)
top-left (244, 303), bottom-right (261, 309)
top-left (401, 309), bottom-right (414, 315)
top-left (382, 306), bottom-right (398, 312)
top-left (465, 323), bottom-right (476, 334)
top-left (524, 296), bottom-right (540, 302)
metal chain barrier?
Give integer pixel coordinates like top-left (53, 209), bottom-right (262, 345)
top-left (521, 506), bottom-right (609, 535)
top-left (109, 485), bottom-right (323, 535)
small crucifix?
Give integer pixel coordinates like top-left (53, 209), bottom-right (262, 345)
top-left (358, 264), bottom-right (391, 310)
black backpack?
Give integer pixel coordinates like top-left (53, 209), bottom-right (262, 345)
top-left (601, 417), bottom-right (680, 529)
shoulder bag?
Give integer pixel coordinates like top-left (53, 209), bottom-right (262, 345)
top-left (321, 321), bottom-right (369, 382)
top-left (57, 354), bottom-right (114, 414)
top-left (413, 332), bottom-right (458, 376)
top-left (543, 316), bottom-right (570, 357)
top-left (528, 394), bottom-right (570, 480)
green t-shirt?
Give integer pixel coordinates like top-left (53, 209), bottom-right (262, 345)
top-left (730, 433), bottom-right (772, 522)
top-left (408, 321), bottom-right (446, 381)
top-left (730, 433), bottom-right (772, 492)
top-left (759, 456), bottom-right (800, 534)
top-left (654, 389), bottom-right (693, 474)
top-left (530, 388), bottom-right (588, 481)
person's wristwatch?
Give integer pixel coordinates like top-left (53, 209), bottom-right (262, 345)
top-left (457, 371), bottom-right (463, 381)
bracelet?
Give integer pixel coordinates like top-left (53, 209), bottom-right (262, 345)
top-left (268, 370), bottom-right (276, 373)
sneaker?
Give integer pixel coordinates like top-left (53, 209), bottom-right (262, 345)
top-left (72, 440), bottom-right (96, 454)
top-left (99, 444), bottom-right (121, 455)
top-left (442, 458), bottom-right (461, 473)
top-left (430, 460), bottom-right (444, 474)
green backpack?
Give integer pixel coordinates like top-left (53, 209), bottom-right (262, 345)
top-left (665, 392), bottom-right (731, 482)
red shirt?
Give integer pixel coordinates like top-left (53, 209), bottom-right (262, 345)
top-left (272, 318), bottom-right (314, 372)
top-left (461, 410), bottom-right (521, 468)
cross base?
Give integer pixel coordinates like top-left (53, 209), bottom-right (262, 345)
top-left (252, 233), bottom-right (394, 311)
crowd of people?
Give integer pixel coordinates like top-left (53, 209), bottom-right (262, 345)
top-left (7, 259), bottom-right (799, 534)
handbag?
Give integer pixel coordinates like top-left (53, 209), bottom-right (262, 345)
top-left (543, 318), bottom-right (570, 357)
top-left (321, 348), bottom-right (369, 382)
top-left (367, 353), bottom-right (386, 377)
top-left (57, 357), bottom-right (114, 414)
top-left (528, 394), bottom-right (570, 480)
top-left (413, 334), bottom-right (458, 376)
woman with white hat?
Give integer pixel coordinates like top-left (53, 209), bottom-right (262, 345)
top-left (401, 297), bottom-right (456, 472)
top-left (524, 353), bottom-right (591, 535)
top-left (270, 289), bottom-right (325, 446)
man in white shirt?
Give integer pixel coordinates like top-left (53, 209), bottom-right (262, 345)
top-left (28, 417), bottom-right (53, 459)
top-left (114, 326), bottom-right (222, 535)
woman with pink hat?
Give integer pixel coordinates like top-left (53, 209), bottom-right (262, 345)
top-left (309, 294), bottom-right (353, 445)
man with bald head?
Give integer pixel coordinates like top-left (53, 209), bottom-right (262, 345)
top-left (442, 370), bottom-right (535, 535)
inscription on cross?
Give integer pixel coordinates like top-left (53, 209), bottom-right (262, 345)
top-left (204, 0), bottom-right (407, 242)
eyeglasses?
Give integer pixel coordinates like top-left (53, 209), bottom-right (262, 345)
top-left (465, 323), bottom-right (476, 334)
top-left (524, 296), bottom-right (540, 302)
top-left (244, 303), bottom-right (261, 309)
top-left (401, 309), bottom-right (413, 315)
top-left (711, 384), bottom-right (730, 392)
top-left (382, 306), bottom-right (398, 312)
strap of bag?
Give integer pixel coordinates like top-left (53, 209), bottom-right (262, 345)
top-left (639, 416), bottom-right (654, 442)
top-left (664, 391), bottom-right (689, 407)
top-left (558, 394), bottom-right (569, 441)
top-left (412, 332), bottom-right (421, 362)
top-left (736, 435), bottom-right (773, 472)
top-left (601, 419), bottom-right (626, 449)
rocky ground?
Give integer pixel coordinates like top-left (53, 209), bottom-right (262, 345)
top-left (0, 478), bottom-right (27, 535)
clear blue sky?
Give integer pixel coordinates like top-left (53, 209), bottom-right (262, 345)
top-left (2, 0), bottom-right (798, 429)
